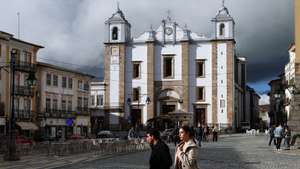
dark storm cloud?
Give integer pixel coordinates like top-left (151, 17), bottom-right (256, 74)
top-left (0, 0), bottom-right (294, 83)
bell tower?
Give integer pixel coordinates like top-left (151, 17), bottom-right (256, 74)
top-left (104, 5), bottom-right (131, 129)
top-left (211, 0), bottom-right (235, 40)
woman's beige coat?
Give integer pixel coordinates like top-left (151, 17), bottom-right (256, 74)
top-left (174, 139), bottom-right (199, 169)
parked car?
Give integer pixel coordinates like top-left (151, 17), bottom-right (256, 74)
top-left (70, 134), bottom-right (85, 140)
top-left (96, 130), bottom-right (115, 139)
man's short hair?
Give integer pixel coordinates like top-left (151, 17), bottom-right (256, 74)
top-left (147, 129), bottom-right (160, 139)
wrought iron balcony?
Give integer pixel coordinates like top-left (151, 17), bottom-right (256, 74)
top-left (14, 85), bottom-right (34, 97)
top-left (43, 109), bottom-right (75, 119)
top-left (14, 61), bottom-right (37, 73)
top-left (14, 110), bottom-right (33, 121)
top-left (76, 107), bottom-right (90, 115)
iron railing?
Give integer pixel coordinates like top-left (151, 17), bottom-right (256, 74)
top-left (14, 86), bottom-right (34, 97)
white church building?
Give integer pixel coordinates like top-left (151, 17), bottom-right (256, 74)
top-left (103, 4), bottom-right (246, 130)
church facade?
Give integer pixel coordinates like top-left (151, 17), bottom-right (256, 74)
top-left (103, 4), bottom-right (246, 130)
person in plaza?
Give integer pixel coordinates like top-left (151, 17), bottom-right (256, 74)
top-left (274, 124), bottom-right (284, 150)
top-left (268, 125), bottom-right (276, 146)
top-left (283, 126), bottom-right (291, 150)
top-left (212, 126), bottom-right (218, 142)
top-left (174, 125), bottom-right (199, 169)
top-left (203, 125), bottom-right (209, 142)
top-left (196, 123), bottom-right (204, 147)
top-left (128, 126), bottom-right (137, 140)
top-left (146, 129), bottom-right (172, 169)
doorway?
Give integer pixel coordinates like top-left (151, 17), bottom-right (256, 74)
top-left (194, 108), bottom-right (206, 126)
top-left (131, 109), bottom-right (142, 127)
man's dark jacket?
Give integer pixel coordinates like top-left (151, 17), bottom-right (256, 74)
top-left (149, 139), bottom-right (172, 169)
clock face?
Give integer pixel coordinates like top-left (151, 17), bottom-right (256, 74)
top-left (165, 27), bottom-right (173, 35)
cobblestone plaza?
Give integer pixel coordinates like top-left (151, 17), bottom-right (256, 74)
top-left (55, 135), bottom-right (300, 169)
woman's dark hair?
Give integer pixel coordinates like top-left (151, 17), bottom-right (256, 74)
top-left (180, 125), bottom-right (195, 138)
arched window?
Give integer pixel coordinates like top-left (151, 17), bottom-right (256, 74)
top-left (219, 23), bottom-right (225, 36)
top-left (112, 27), bottom-right (118, 40)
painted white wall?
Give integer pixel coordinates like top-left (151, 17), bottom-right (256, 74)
top-left (216, 22), bottom-right (234, 39)
top-left (160, 44), bottom-right (182, 81)
top-left (90, 82), bottom-right (105, 108)
top-left (217, 43), bottom-right (228, 124)
top-left (131, 45), bottom-right (148, 122)
top-left (110, 62), bottom-right (120, 107)
top-left (189, 43), bottom-right (213, 123)
top-left (109, 24), bottom-right (122, 43)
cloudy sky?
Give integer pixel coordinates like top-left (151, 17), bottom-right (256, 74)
top-left (0, 0), bottom-right (294, 95)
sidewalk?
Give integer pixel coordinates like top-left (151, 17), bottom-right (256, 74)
top-left (0, 151), bottom-right (136, 169)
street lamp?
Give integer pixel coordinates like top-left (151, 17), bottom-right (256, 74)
top-left (126, 96), bottom-right (151, 125)
top-left (4, 49), bottom-right (37, 161)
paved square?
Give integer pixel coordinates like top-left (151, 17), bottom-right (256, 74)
top-left (57, 135), bottom-right (300, 169)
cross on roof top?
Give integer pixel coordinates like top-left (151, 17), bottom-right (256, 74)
top-left (166, 10), bottom-right (172, 22)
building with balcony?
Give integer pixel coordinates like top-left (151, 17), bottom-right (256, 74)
top-left (89, 81), bottom-right (108, 135)
top-left (268, 76), bottom-right (286, 126)
top-left (284, 44), bottom-right (296, 121)
top-left (0, 31), bottom-right (43, 136)
top-left (245, 86), bottom-right (260, 129)
top-left (36, 62), bottom-right (94, 140)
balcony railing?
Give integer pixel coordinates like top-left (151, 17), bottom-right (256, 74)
top-left (43, 109), bottom-right (75, 119)
top-left (14, 85), bottom-right (34, 97)
top-left (76, 107), bottom-right (89, 115)
top-left (14, 61), bottom-right (37, 73)
top-left (14, 110), bottom-right (33, 121)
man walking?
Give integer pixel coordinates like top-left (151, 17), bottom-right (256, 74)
top-left (146, 129), bottom-right (172, 169)
top-left (212, 126), bottom-right (218, 142)
top-left (274, 124), bottom-right (284, 151)
top-left (268, 125), bottom-right (275, 146)
top-left (196, 123), bottom-right (204, 147)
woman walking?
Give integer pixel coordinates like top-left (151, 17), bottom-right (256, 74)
top-left (174, 125), bottom-right (199, 169)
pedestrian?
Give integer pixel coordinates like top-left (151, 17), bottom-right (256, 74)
top-left (146, 129), bottom-right (172, 169)
top-left (212, 126), bottom-right (218, 142)
top-left (283, 126), bottom-right (291, 150)
top-left (204, 125), bottom-right (210, 142)
top-left (268, 125), bottom-right (275, 146)
top-left (196, 123), bottom-right (203, 147)
top-left (174, 125), bottom-right (199, 169)
top-left (274, 124), bottom-right (284, 151)
top-left (128, 126), bottom-right (137, 140)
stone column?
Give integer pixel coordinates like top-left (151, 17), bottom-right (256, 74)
top-left (118, 44), bottom-right (126, 129)
top-left (226, 41), bottom-right (235, 128)
top-left (181, 41), bottom-right (190, 112)
top-left (211, 42), bottom-right (218, 126)
top-left (147, 42), bottom-right (155, 120)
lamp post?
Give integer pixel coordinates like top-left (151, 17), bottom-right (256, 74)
top-left (274, 93), bottom-right (282, 125)
top-left (4, 49), bottom-right (37, 161)
top-left (4, 49), bottom-right (19, 161)
top-left (126, 96), bottom-right (151, 126)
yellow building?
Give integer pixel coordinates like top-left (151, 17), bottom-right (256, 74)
top-left (0, 31), bottom-right (43, 137)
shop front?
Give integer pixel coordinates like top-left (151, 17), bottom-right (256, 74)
top-left (74, 116), bottom-right (90, 137)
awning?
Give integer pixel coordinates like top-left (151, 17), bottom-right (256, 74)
top-left (16, 122), bottom-right (39, 130)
